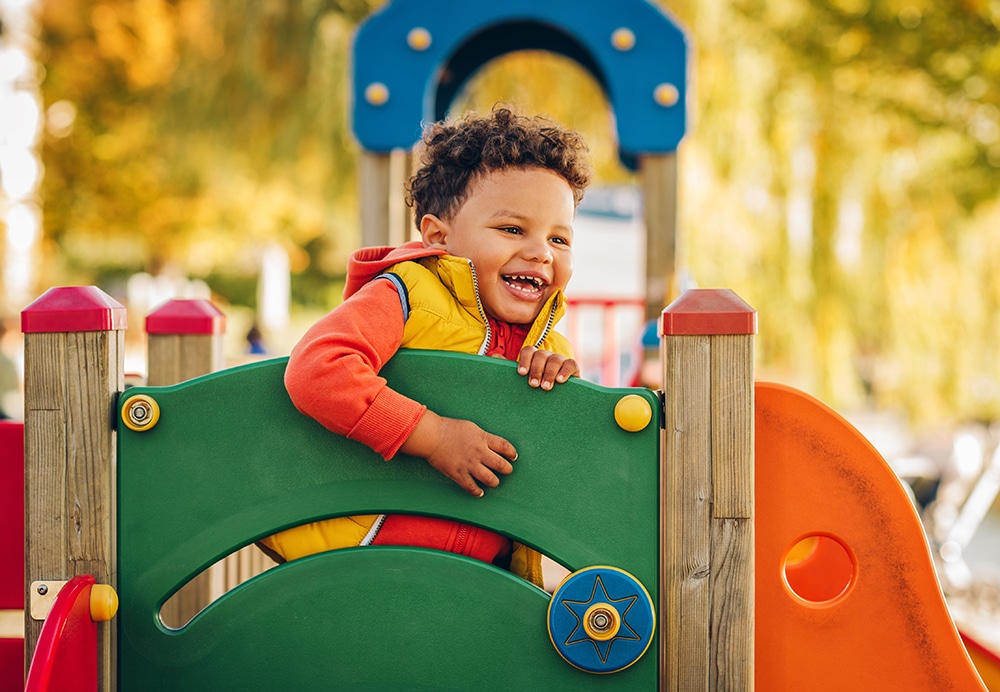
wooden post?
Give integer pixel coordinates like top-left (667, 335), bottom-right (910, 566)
top-left (145, 299), bottom-right (225, 387)
top-left (360, 151), bottom-right (392, 248)
top-left (146, 299), bottom-right (225, 629)
top-left (660, 289), bottom-right (756, 691)
top-left (21, 286), bottom-right (126, 691)
top-left (360, 150), bottom-right (413, 248)
top-left (639, 153), bottom-right (679, 322)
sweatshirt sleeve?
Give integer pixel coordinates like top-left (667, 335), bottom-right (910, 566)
top-left (283, 277), bottom-right (426, 460)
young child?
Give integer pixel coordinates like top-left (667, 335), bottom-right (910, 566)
top-left (259, 108), bottom-right (592, 587)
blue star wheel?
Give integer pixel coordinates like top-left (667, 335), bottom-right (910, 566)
top-left (547, 565), bottom-right (655, 674)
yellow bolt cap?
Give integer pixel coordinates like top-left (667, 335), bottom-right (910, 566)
top-left (407, 27), bottom-right (432, 51)
top-left (615, 394), bottom-right (652, 432)
top-left (611, 28), bottom-right (636, 51)
top-left (90, 584), bottom-right (118, 622)
top-left (365, 82), bottom-right (390, 106)
top-left (654, 83), bottom-right (679, 107)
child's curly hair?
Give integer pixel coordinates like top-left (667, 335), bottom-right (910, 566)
top-left (406, 107), bottom-right (592, 226)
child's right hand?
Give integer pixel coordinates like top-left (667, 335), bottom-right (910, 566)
top-left (399, 410), bottom-right (517, 497)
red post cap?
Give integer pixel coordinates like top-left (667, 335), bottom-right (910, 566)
top-left (21, 286), bottom-right (127, 333)
top-left (145, 299), bottom-right (225, 335)
top-left (660, 289), bottom-right (757, 336)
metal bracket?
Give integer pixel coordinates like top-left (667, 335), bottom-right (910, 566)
top-left (29, 580), bottom-right (68, 621)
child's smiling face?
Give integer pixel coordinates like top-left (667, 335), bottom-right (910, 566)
top-left (419, 167), bottom-right (576, 326)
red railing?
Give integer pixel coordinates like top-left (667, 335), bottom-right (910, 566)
top-left (563, 297), bottom-right (646, 387)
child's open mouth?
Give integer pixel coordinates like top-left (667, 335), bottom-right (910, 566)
top-left (503, 274), bottom-right (547, 295)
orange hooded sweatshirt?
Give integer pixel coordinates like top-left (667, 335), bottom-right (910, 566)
top-left (271, 242), bottom-right (566, 583)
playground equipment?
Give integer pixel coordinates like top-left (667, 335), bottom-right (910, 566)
top-left (352, 0), bottom-right (687, 321)
top-left (10, 0), bottom-right (997, 688)
top-left (17, 285), bottom-right (993, 690)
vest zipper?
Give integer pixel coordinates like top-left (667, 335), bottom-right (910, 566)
top-left (468, 259), bottom-right (557, 352)
top-left (532, 296), bottom-right (559, 348)
top-left (360, 514), bottom-right (386, 546)
top-left (466, 260), bottom-right (492, 355)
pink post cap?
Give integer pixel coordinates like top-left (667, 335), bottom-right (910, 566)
top-left (660, 288), bottom-right (757, 336)
top-left (21, 286), bottom-right (127, 333)
top-left (145, 299), bottom-right (225, 335)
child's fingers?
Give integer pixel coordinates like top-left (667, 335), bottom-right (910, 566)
top-left (485, 433), bottom-right (517, 466)
top-left (555, 359), bottom-right (579, 385)
top-left (534, 354), bottom-right (578, 390)
top-left (473, 466), bottom-right (501, 490)
top-left (458, 475), bottom-right (486, 497)
top-left (520, 348), bottom-right (553, 387)
top-left (548, 357), bottom-right (579, 387)
top-left (516, 347), bottom-right (537, 377)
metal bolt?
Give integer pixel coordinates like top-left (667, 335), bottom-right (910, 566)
top-left (588, 607), bottom-right (614, 633)
top-left (37, 584), bottom-right (48, 596)
top-left (122, 394), bottom-right (160, 432)
top-left (128, 400), bottom-right (151, 425)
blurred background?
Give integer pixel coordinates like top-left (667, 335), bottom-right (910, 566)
top-left (0, 0), bottom-right (998, 649)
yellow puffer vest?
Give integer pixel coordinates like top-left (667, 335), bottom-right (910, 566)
top-left (262, 254), bottom-right (572, 588)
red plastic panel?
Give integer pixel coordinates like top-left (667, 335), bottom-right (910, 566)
top-left (20, 287), bottom-right (126, 334)
top-left (145, 299), bottom-right (225, 335)
top-left (24, 576), bottom-right (97, 692)
top-left (0, 421), bottom-right (24, 692)
top-left (0, 639), bottom-right (22, 691)
top-left (0, 421), bottom-right (23, 610)
top-left (659, 288), bottom-right (756, 336)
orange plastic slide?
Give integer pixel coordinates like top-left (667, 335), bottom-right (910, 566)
top-left (755, 382), bottom-right (987, 691)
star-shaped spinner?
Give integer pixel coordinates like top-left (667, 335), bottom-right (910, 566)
top-left (548, 566), bottom-right (655, 674)
top-left (562, 574), bottom-right (641, 663)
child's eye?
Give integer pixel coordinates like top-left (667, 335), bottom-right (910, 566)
top-left (551, 235), bottom-right (571, 246)
top-left (498, 226), bottom-right (522, 234)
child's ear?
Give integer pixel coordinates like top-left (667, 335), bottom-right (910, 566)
top-left (419, 214), bottom-right (449, 249)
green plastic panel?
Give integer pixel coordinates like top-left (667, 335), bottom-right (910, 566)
top-left (117, 350), bottom-right (660, 689)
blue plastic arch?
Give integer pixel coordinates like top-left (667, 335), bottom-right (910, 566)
top-left (351, 0), bottom-right (688, 160)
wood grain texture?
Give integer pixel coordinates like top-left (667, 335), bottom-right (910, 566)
top-left (24, 328), bottom-right (123, 691)
top-left (709, 517), bottom-right (754, 691)
top-left (639, 154), bottom-right (679, 320)
top-left (147, 334), bottom-right (222, 386)
top-left (360, 152), bottom-right (392, 248)
top-left (711, 335), bottom-right (754, 520)
top-left (662, 334), bottom-right (712, 691)
top-left (661, 325), bottom-right (755, 691)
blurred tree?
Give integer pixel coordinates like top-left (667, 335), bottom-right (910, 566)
top-left (31, 0), bottom-right (1000, 426)
top-left (37, 0), bottom-right (377, 308)
top-left (660, 0), bottom-right (1000, 426)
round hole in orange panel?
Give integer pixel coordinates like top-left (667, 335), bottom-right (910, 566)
top-left (783, 534), bottom-right (855, 604)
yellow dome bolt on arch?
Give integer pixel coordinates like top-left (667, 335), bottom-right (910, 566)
top-left (614, 394), bottom-right (652, 432)
top-left (407, 27), bottom-right (432, 51)
top-left (610, 27), bottom-right (636, 51)
top-left (364, 82), bottom-right (390, 107)
top-left (123, 394), bottom-right (160, 432)
top-left (90, 584), bottom-right (119, 622)
top-left (653, 82), bottom-right (679, 107)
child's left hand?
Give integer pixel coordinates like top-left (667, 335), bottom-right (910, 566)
top-left (517, 347), bottom-right (579, 390)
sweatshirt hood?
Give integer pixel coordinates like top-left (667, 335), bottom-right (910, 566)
top-left (343, 242), bottom-right (446, 299)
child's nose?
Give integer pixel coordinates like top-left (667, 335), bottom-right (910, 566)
top-left (524, 237), bottom-right (553, 263)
